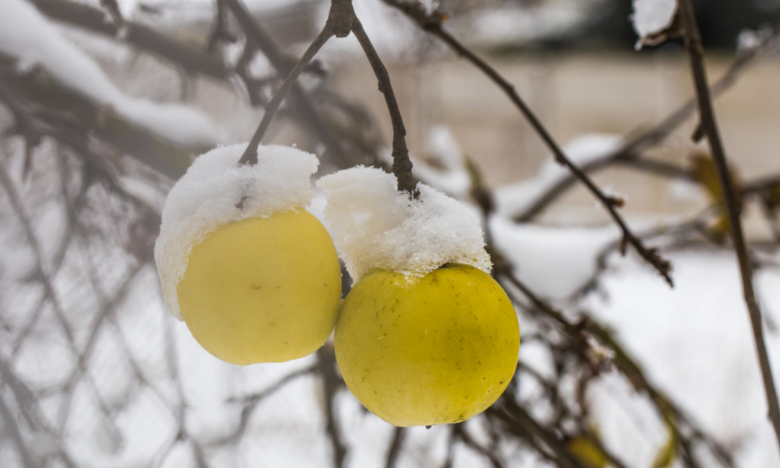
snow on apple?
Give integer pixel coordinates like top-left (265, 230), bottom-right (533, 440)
top-left (154, 143), bottom-right (319, 321)
top-left (316, 166), bottom-right (491, 282)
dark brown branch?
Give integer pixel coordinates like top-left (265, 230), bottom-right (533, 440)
top-left (384, 427), bottom-right (405, 468)
top-left (383, 0), bottom-right (670, 283)
top-left (510, 29), bottom-right (777, 222)
top-left (452, 423), bottom-right (504, 468)
top-left (498, 261), bottom-right (734, 467)
top-left (677, 0), bottom-right (780, 450)
top-left (351, 19), bottom-right (417, 197)
top-left (317, 345), bottom-right (347, 468)
top-left (490, 400), bottom-right (588, 468)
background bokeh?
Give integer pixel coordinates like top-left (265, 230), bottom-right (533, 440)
top-left (2, 1), bottom-right (780, 467)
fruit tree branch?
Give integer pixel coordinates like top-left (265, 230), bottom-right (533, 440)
top-left (237, 25), bottom-right (336, 164)
top-left (350, 19), bottom-right (417, 197)
top-left (677, 0), bottom-right (780, 450)
top-left (382, 0), bottom-right (671, 283)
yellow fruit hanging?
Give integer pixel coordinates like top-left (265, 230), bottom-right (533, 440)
top-left (176, 209), bottom-right (341, 365)
top-left (335, 263), bottom-right (519, 427)
top-left (155, 143), bottom-right (339, 366)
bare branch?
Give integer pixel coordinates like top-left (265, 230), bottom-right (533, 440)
top-left (677, 0), bottom-right (780, 450)
top-left (0, 392), bottom-right (40, 468)
top-left (317, 345), bottom-right (347, 468)
top-left (351, 19), bottom-right (417, 197)
top-left (382, 0), bottom-right (671, 283)
top-left (223, 0), bottom-right (356, 168)
top-left (384, 427), bottom-right (405, 468)
top-left (238, 26), bottom-right (335, 164)
top-left (511, 30), bottom-right (780, 222)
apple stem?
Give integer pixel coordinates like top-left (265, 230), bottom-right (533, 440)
top-left (350, 19), bottom-right (418, 199)
top-left (237, 3), bottom-right (343, 165)
top-left (236, 0), bottom-right (418, 198)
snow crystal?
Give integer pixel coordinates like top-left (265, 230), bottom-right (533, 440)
top-left (631, 0), bottom-right (678, 49)
top-left (154, 143), bottom-right (319, 320)
top-left (0, 0), bottom-right (226, 147)
top-left (316, 166), bottom-right (491, 282)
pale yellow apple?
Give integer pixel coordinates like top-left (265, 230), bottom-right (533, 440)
top-left (335, 263), bottom-right (519, 427)
top-left (177, 209), bottom-right (341, 365)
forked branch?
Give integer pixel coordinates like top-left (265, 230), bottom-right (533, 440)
top-left (235, 0), bottom-right (359, 165)
top-left (236, 0), bottom-right (416, 197)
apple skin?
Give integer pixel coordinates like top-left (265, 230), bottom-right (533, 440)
top-left (177, 209), bottom-right (341, 365)
top-left (335, 263), bottom-right (520, 427)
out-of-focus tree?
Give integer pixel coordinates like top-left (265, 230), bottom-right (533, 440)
top-left (1, 1), bottom-right (780, 468)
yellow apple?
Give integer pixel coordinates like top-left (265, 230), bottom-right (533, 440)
top-left (176, 209), bottom-right (341, 365)
top-left (335, 263), bottom-right (519, 427)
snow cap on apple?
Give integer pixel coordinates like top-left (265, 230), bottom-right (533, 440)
top-left (316, 165), bottom-right (492, 282)
top-left (155, 143), bottom-right (319, 321)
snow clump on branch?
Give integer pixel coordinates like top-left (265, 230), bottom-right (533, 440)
top-left (0, 0), bottom-right (226, 147)
top-left (631, 0), bottom-right (678, 50)
top-left (155, 144), bottom-right (319, 320)
top-left (317, 166), bottom-right (491, 282)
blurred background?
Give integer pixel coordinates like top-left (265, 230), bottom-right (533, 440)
top-left (2, 0), bottom-right (780, 467)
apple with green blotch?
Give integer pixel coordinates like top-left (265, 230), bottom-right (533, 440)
top-left (334, 263), bottom-right (520, 427)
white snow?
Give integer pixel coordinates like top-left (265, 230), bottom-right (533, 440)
top-left (631, 0), bottom-right (678, 49)
top-left (584, 251), bottom-right (780, 467)
top-left (495, 134), bottom-right (622, 219)
top-left (491, 217), bottom-right (620, 299)
top-left (0, 0), bottom-right (227, 147)
top-left (154, 143), bottom-right (319, 320)
top-left (316, 166), bottom-right (491, 282)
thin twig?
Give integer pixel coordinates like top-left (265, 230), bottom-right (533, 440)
top-left (383, 0), bottom-right (671, 283)
top-left (237, 26), bottom-right (335, 165)
top-left (511, 29), bottom-right (780, 222)
top-left (452, 423), bottom-right (504, 468)
top-left (384, 427), bottom-right (405, 468)
top-left (226, 0), bottom-right (355, 168)
top-left (317, 345), bottom-right (347, 468)
top-left (215, 365), bottom-right (317, 445)
top-left (351, 19), bottom-right (417, 197)
top-left (677, 0), bottom-right (780, 450)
